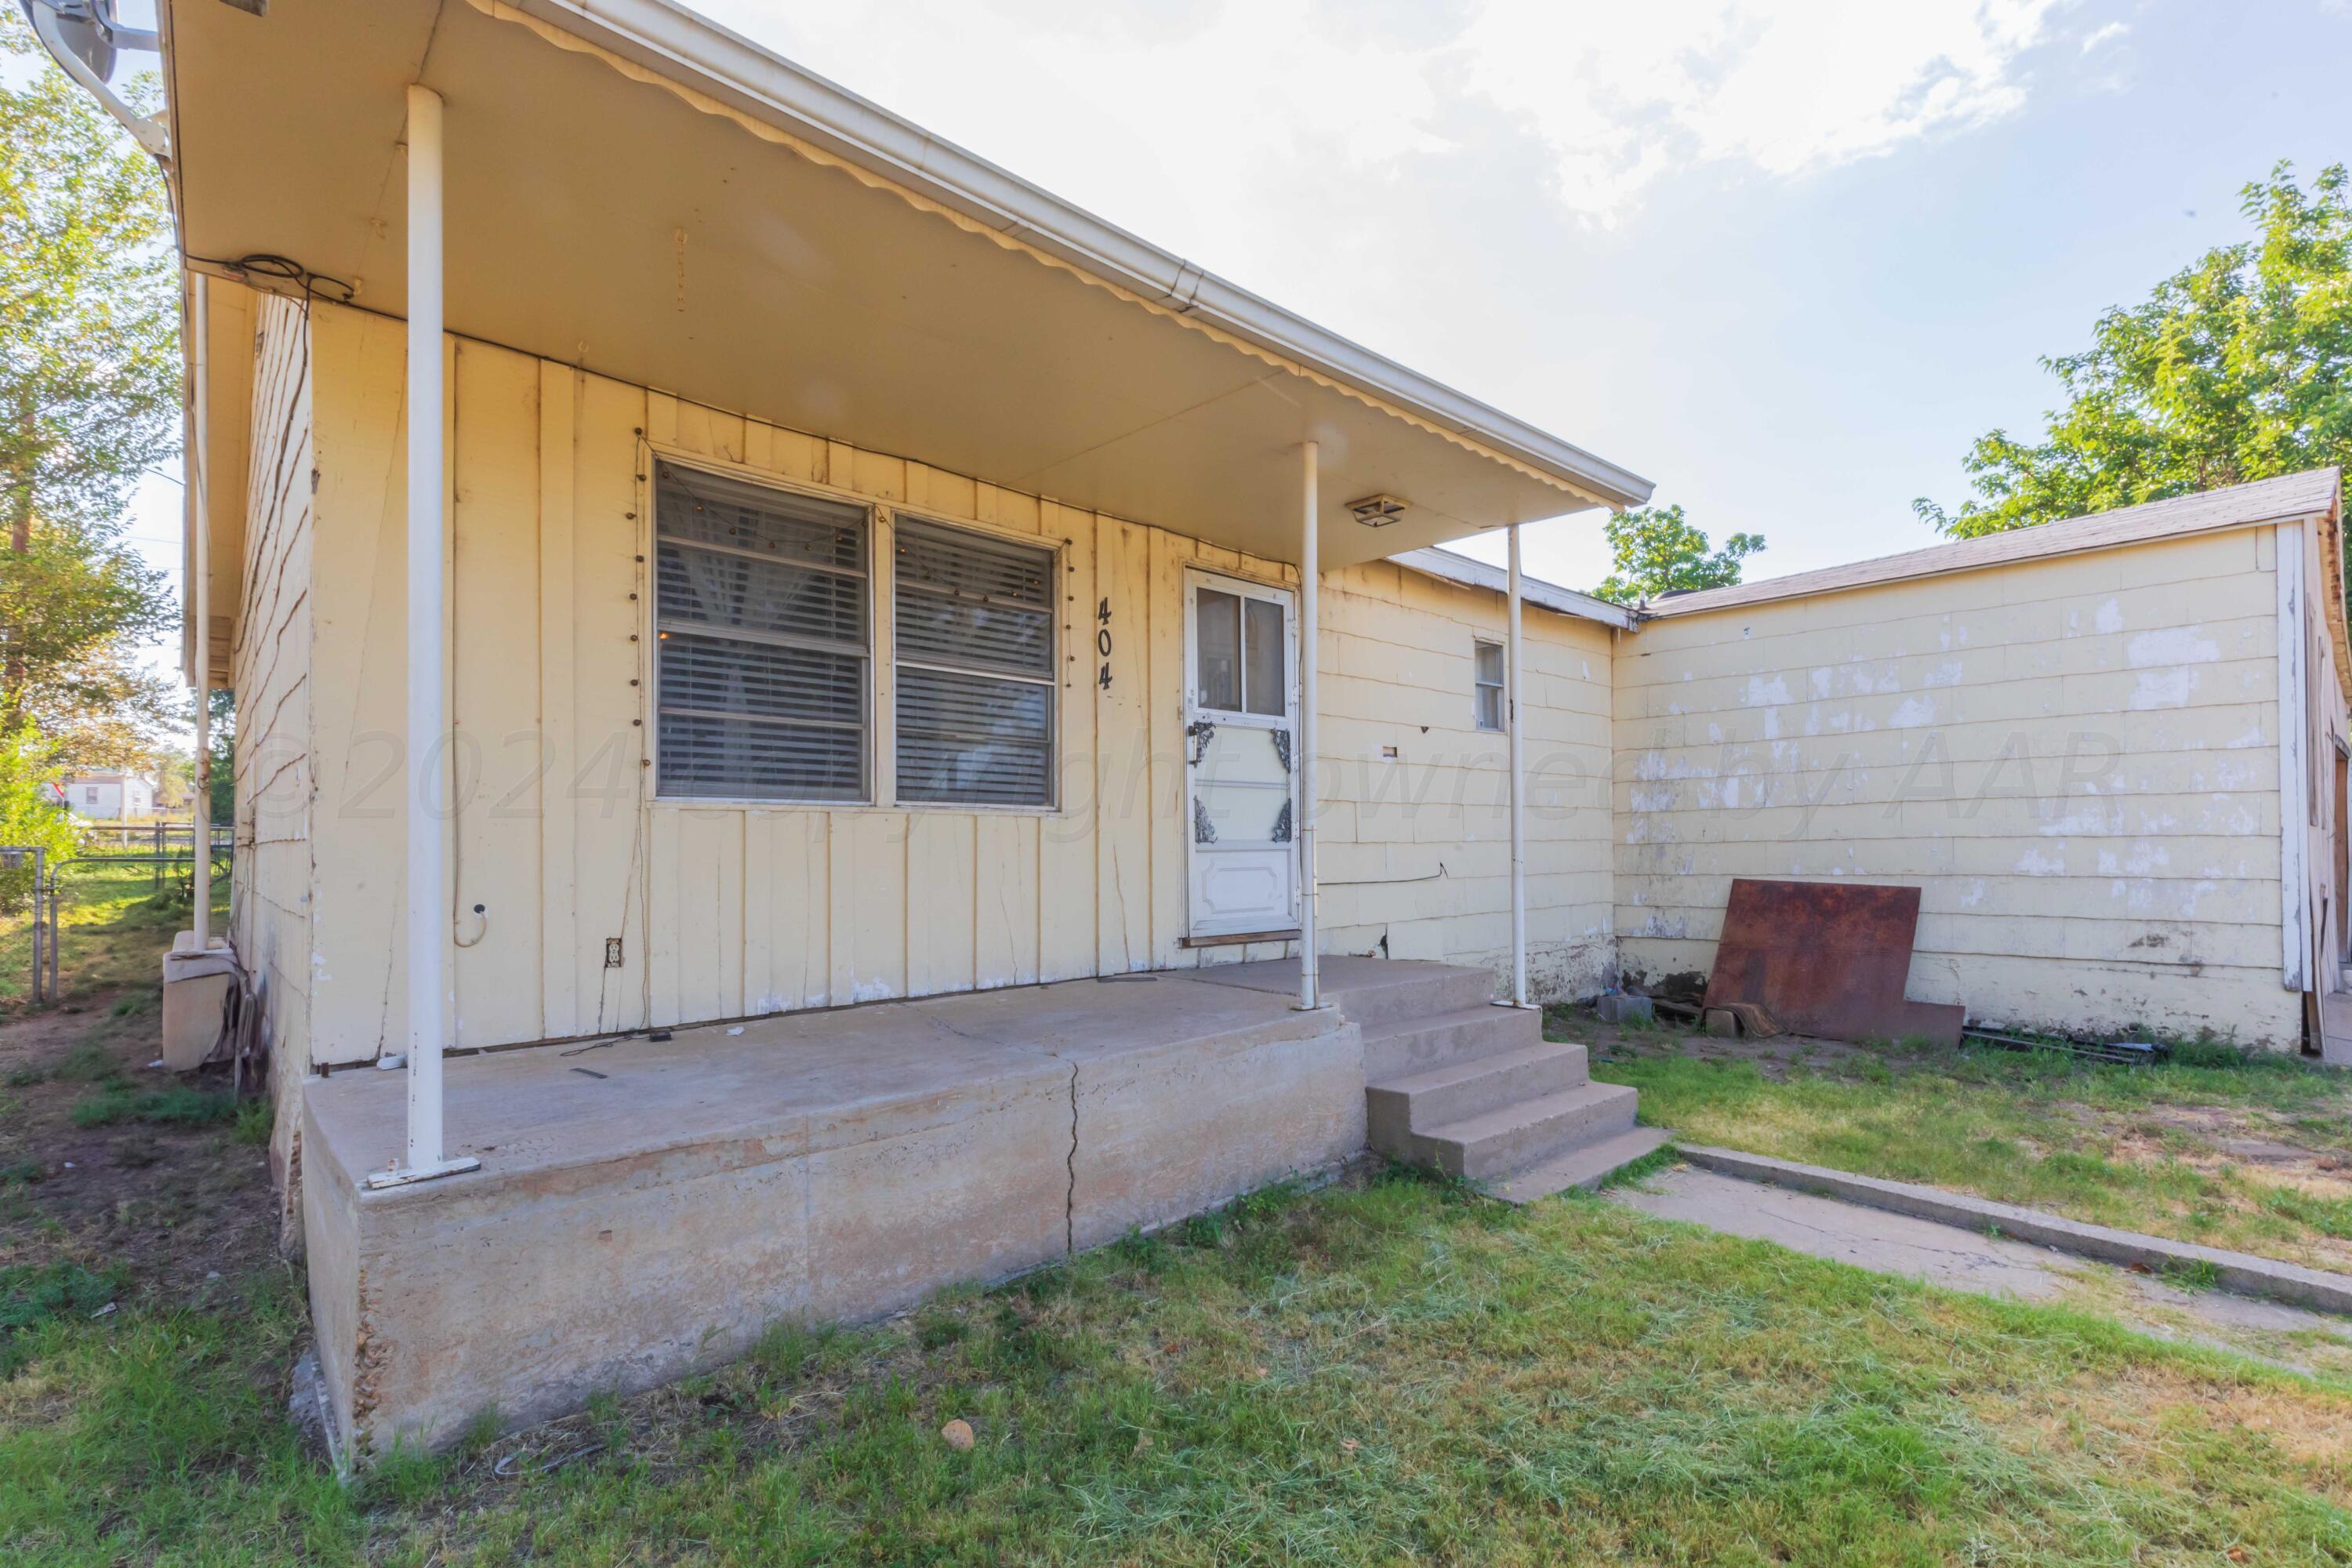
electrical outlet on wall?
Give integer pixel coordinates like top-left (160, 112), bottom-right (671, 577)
top-left (604, 937), bottom-right (624, 968)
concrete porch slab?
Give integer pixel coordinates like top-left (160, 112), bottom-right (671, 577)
top-left (303, 973), bottom-right (1363, 1457)
top-left (1184, 955), bottom-right (1503, 1017)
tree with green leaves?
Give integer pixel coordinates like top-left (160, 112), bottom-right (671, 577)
top-left (1918, 162), bottom-right (2352, 539)
top-left (0, 719), bottom-right (78, 915)
top-left (149, 746), bottom-right (191, 813)
top-left (0, 8), bottom-right (179, 765)
top-left (201, 686), bottom-right (232, 828)
top-left (1591, 504), bottom-right (1766, 604)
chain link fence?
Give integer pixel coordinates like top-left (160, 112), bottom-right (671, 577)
top-left (0, 848), bottom-right (62, 1004)
top-left (5, 827), bottom-right (232, 1004)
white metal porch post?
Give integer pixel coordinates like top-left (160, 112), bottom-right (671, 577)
top-left (189, 276), bottom-right (212, 953)
top-left (374, 84), bottom-right (476, 1187)
top-left (1507, 524), bottom-right (1528, 1007)
top-left (1297, 441), bottom-right (1322, 1011)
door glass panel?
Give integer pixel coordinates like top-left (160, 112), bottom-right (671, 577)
top-left (1243, 597), bottom-right (1285, 716)
top-left (1196, 588), bottom-right (1240, 711)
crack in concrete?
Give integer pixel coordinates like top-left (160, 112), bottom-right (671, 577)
top-left (1062, 1060), bottom-right (1079, 1257)
top-left (912, 1005), bottom-right (988, 1044)
top-left (912, 1007), bottom-right (1080, 1257)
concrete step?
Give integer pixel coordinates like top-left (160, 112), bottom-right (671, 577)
top-left (1490, 1126), bottom-right (1671, 1204)
top-left (1328, 966), bottom-right (1501, 1030)
top-left (1360, 1004), bottom-right (1541, 1080)
top-left (1412, 1080), bottom-right (1641, 1182)
top-left (1366, 1041), bottom-right (1589, 1156)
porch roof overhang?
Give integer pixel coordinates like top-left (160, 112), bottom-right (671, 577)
top-left (161, 0), bottom-right (1650, 615)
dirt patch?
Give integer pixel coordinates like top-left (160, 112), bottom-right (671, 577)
top-left (2096, 1367), bottom-right (2352, 1471)
top-left (1552, 1005), bottom-right (1871, 1080)
top-left (0, 987), bottom-right (277, 1310)
top-left (2088, 1101), bottom-right (2352, 1221)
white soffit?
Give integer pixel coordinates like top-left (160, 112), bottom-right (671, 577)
top-left (158, 0), bottom-right (1651, 571)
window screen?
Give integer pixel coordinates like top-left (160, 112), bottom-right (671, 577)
top-left (1474, 641), bottom-right (1505, 731)
top-left (895, 519), bottom-right (1056, 806)
top-left (1194, 586), bottom-right (1287, 717)
top-left (653, 461), bottom-right (869, 801)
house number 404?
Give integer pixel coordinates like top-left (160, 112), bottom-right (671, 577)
top-left (1096, 597), bottom-right (1113, 691)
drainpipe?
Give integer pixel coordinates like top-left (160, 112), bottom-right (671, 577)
top-left (189, 276), bottom-right (211, 954)
top-left (371, 85), bottom-right (477, 1188)
top-left (1297, 441), bottom-right (1321, 1011)
top-left (1507, 523), bottom-right (1527, 1007)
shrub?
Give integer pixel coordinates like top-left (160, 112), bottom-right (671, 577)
top-left (0, 721), bottom-right (79, 916)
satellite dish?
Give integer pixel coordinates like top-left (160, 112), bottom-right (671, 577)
top-left (20, 3), bottom-right (115, 80)
top-left (19, 1), bottom-right (169, 162)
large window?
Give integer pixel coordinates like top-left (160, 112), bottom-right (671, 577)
top-left (894, 518), bottom-right (1056, 806)
top-left (653, 461), bottom-right (869, 801)
top-left (1473, 640), bottom-right (1505, 731)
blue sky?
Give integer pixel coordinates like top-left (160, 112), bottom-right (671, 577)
top-left (100, 0), bottom-right (2352, 696)
top-left (688, 0), bottom-right (2352, 590)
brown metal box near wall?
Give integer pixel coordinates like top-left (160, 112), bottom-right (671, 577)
top-left (1703, 880), bottom-right (1964, 1047)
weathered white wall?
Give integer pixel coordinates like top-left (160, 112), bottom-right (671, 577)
top-left (1319, 563), bottom-right (1617, 996)
top-left (227, 291), bottom-right (316, 1176)
top-left (2285, 516), bottom-right (2352, 1047)
top-left (283, 303), bottom-right (1621, 1065)
top-left (1615, 527), bottom-right (2302, 1048)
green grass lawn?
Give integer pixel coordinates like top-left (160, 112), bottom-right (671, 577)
top-left (5, 1174), bottom-right (2352, 1566)
top-left (1578, 1014), bottom-right (2352, 1273)
top-left (0, 858), bottom-right (229, 1009)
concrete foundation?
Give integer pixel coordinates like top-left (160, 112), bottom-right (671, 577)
top-left (159, 941), bottom-right (237, 1071)
top-left (301, 972), bottom-right (1364, 1456)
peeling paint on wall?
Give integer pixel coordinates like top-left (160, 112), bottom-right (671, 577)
top-left (1614, 528), bottom-right (2307, 1050)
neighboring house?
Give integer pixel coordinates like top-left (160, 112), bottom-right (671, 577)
top-left (116, 0), bottom-right (2347, 1458)
top-left (59, 771), bottom-right (155, 822)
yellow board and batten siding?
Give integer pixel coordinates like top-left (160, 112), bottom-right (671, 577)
top-left (1319, 564), bottom-right (1617, 991)
top-left (286, 300), bottom-right (1619, 1065)
top-left (229, 291), bottom-right (317, 1123)
top-left (241, 292), bottom-right (2337, 1065)
top-left (1613, 525), bottom-right (2303, 1047)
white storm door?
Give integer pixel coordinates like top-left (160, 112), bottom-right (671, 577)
top-left (1184, 574), bottom-right (1301, 938)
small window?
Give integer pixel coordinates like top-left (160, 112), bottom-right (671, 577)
top-left (894, 518), bottom-right (1056, 806)
top-left (85, 786), bottom-right (100, 804)
top-left (1473, 641), bottom-right (1505, 731)
top-left (652, 461), bottom-right (870, 801)
top-left (1195, 586), bottom-right (1288, 717)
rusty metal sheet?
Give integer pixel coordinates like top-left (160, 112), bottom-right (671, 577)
top-left (1703, 879), bottom-right (1964, 1047)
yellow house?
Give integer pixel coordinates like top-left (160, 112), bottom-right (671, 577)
top-left (123, 0), bottom-right (1670, 1456)
top-left (42, 0), bottom-right (2344, 1461)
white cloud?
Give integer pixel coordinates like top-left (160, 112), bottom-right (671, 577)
top-left (2080, 20), bottom-right (2130, 51)
top-left (1458, 1), bottom-right (2064, 216)
top-left (701, 0), bottom-right (2070, 229)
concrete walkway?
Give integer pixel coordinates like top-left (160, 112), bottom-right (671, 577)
top-left (1613, 1165), bottom-right (2352, 1374)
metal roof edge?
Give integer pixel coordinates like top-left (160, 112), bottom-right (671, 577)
top-left (502, 0), bottom-right (1653, 511)
top-left (1641, 470), bottom-right (2346, 620)
top-left (1388, 546), bottom-right (1638, 630)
